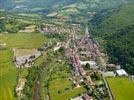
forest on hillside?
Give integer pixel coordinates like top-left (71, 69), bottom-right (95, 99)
top-left (91, 4), bottom-right (134, 74)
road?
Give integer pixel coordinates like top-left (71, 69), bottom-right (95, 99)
top-left (103, 75), bottom-right (114, 100)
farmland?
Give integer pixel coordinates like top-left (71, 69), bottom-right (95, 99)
top-left (107, 77), bottom-right (134, 100)
top-left (0, 33), bottom-right (47, 48)
top-left (0, 33), bottom-right (48, 100)
top-left (0, 50), bottom-right (17, 100)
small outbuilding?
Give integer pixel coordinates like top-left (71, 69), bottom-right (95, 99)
top-left (131, 75), bottom-right (134, 82)
top-left (83, 94), bottom-right (93, 100)
top-left (0, 43), bottom-right (6, 49)
top-left (106, 64), bottom-right (116, 71)
top-left (71, 96), bottom-right (84, 100)
top-left (103, 71), bottom-right (116, 77)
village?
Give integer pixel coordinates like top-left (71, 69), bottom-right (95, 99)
top-left (1, 24), bottom-right (133, 100)
top-left (62, 27), bottom-right (133, 100)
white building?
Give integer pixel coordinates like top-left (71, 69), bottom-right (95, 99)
top-left (131, 75), bottom-right (134, 82)
top-left (54, 46), bottom-right (60, 51)
top-left (116, 69), bottom-right (128, 76)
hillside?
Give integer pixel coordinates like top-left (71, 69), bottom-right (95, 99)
top-left (91, 4), bottom-right (134, 74)
top-left (0, 0), bottom-right (133, 24)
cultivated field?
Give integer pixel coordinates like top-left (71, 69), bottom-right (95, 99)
top-left (107, 77), bottom-right (134, 100)
top-left (0, 33), bottom-right (47, 48)
top-left (0, 50), bottom-right (17, 100)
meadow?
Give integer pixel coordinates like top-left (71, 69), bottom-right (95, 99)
top-left (107, 77), bottom-right (134, 100)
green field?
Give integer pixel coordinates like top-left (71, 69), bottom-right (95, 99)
top-left (0, 50), bottom-right (17, 100)
top-left (0, 33), bottom-right (47, 48)
top-left (107, 77), bottom-right (134, 100)
top-left (0, 33), bottom-right (48, 100)
top-left (49, 79), bottom-right (86, 100)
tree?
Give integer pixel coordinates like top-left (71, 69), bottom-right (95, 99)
top-left (59, 47), bottom-right (65, 55)
top-left (94, 72), bottom-right (101, 80)
top-left (124, 64), bottom-right (133, 74)
top-left (85, 63), bottom-right (90, 69)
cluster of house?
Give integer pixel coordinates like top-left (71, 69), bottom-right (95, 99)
top-left (64, 29), bottom-right (108, 99)
top-left (16, 78), bottom-right (27, 97)
top-left (78, 30), bottom-right (105, 62)
top-left (39, 24), bottom-right (74, 34)
top-left (77, 27), bottom-right (107, 67)
top-left (103, 64), bottom-right (128, 77)
top-left (65, 49), bottom-right (86, 88)
top-left (41, 26), bottom-right (59, 34)
top-left (13, 49), bottom-right (41, 68)
top-left (78, 35), bottom-right (96, 60)
top-left (18, 25), bottom-right (36, 33)
top-left (65, 47), bottom-right (107, 99)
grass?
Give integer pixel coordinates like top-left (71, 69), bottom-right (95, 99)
top-left (34, 52), bottom-right (47, 66)
top-left (18, 69), bottom-right (28, 78)
top-left (0, 49), bottom-right (17, 100)
top-left (49, 79), bottom-right (86, 100)
top-left (107, 77), bottom-right (134, 100)
top-left (0, 33), bottom-right (47, 48)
